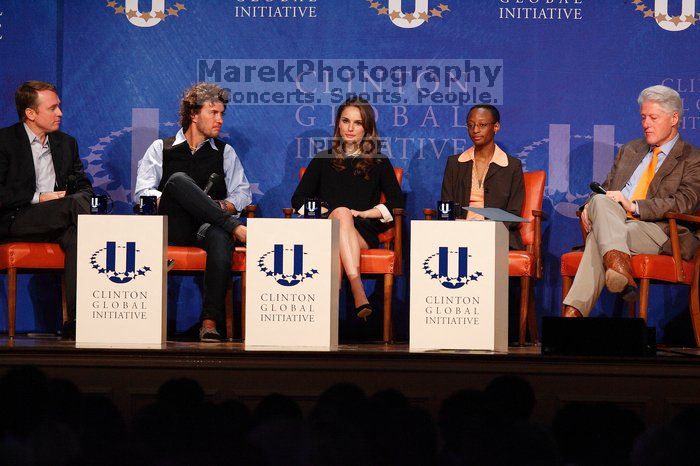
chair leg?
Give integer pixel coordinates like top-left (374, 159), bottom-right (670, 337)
top-left (627, 300), bottom-right (636, 318)
top-left (638, 278), bottom-right (650, 322)
top-left (519, 276), bottom-right (530, 346)
top-left (241, 271), bottom-right (247, 341)
top-left (61, 274), bottom-right (68, 324)
top-left (383, 273), bottom-right (393, 344)
top-left (690, 271), bottom-right (700, 347)
top-left (225, 279), bottom-right (234, 340)
top-left (561, 276), bottom-right (573, 316)
top-left (527, 280), bottom-right (539, 344)
top-left (8, 268), bottom-right (17, 338)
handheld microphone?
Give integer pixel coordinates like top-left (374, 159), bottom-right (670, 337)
top-left (589, 182), bottom-right (607, 195)
top-left (203, 173), bottom-right (219, 195)
top-left (590, 181), bottom-right (625, 209)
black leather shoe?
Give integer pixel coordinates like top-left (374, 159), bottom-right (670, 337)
top-left (60, 321), bottom-right (76, 341)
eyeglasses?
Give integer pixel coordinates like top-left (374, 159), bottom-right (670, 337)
top-left (467, 122), bottom-right (495, 131)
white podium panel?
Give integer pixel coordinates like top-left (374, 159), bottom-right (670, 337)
top-left (410, 221), bottom-right (509, 351)
top-left (246, 218), bottom-right (340, 350)
top-left (76, 215), bottom-right (167, 346)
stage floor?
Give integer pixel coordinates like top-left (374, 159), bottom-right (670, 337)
top-left (1, 336), bottom-right (700, 426)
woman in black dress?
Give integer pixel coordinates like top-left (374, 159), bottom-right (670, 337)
top-left (292, 97), bottom-right (404, 319)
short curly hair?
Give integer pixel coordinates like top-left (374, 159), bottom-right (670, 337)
top-left (179, 82), bottom-right (229, 130)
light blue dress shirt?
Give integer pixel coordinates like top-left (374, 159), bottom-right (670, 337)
top-left (24, 123), bottom-right (57, 204)
top-left (621, 134), bottom-right (678, 200)
top-left (134, 129), bottom-right (252, 212)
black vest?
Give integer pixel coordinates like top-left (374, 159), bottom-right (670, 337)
top-left (158, 137), bottom-right (227, 200)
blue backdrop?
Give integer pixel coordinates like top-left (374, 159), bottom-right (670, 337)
top-left (0, 0), bottom-right (698, 342)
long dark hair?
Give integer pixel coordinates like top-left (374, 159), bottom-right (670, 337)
top-left (331, 96), bottom-right (381, 179)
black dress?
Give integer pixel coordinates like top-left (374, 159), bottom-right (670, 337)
top-left (292, 150), bottom-right (404, 248)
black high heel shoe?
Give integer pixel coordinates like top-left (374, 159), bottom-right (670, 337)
top-left (355, 303), bottom-right (373, 320)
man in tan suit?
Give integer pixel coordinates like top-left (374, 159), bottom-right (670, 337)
top-left (563, 85), bottom-right (700, 317)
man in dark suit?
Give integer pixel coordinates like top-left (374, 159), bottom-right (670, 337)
top-left (0, 81), bottom-right (93, 338)
top-left (563, 85), bottom-right (700, 317)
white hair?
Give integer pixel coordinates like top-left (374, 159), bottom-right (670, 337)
top-left (637, 85), bottom-right (683, 119)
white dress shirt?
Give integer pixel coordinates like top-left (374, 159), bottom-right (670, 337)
top-left (134, 128), bottom-right (252, 212)
top-left (24, 123), bottom-right (57, 204)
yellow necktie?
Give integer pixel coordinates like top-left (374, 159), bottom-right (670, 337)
top-left (630, 146), bottom-right (662, 201)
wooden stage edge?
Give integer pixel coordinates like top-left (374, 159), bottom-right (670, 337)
top-left (1, 337), bottom-right (700, 426)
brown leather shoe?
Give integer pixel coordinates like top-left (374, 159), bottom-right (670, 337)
top-left (603, 250), bottom-right (636, 294)
top-left (562, 305), bottom-right (583, 318)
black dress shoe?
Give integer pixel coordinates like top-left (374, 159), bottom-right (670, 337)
top-left (355, 303), bottom-right (373, 320)
top-left (60, 321), bottom-right (76, 340)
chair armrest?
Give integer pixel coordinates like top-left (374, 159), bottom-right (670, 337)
top-left (664, 211), bottom-right (698, 282)
top-left (392, 208), bottom-right (405, 275)
top-left (282, 208), bottom-right (295, 219)
top-left (574, 208), bottom-right (589, 242)
top-left (244, 205), bottom-right (257, 218)
top-left (532, 210), bottom-right (548, 220)
top-left (530, 210), bottom-right (544, 279)
top-left (665, 212), bottom-right (700, 224)
top-left (423, 208), bottom-right (436, 220)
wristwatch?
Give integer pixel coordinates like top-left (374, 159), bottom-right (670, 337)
top-left (632, 201), bottom-right (640, 217)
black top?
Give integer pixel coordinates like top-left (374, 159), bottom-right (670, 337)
top-left (292, 150), bottom-right (404, 248)
top-left (159, 137), bottom-right (227, 201)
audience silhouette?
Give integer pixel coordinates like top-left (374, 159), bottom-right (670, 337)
top-left (0, 366), bottom-right (692, 465)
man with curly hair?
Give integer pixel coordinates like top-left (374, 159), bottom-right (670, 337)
top-left (135, 83), bottom-right (251, 341)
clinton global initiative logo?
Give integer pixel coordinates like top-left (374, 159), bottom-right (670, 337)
top-left (516, 124), bottom-right (623, 218)
top-left (498, 0), bottom-right (583, 21)
top-left (423, 247), bottom-right (483, 289)
top-left (366, 0), bottom-right (451, 28)
top-left (234, 0), bottom-right (319, 19)
top-left (90, 242), bottom-right (152, 284)
top-left (106, 1), bottom-right (186, 28)
top-left (258, 245), bottom-right (318, 287)
top-left (631, 0), bottom-right (699, 31)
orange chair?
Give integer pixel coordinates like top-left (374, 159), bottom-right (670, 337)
top-left (167, 205), bottom-right (255, 340)
top-left (0, 242), bottom-right (68, 338)
top-left (167, 245), bottom-right (246, 340)
top-left (561, 211), bottom-right (700, 346)
top-left (283, 168), bottom-right (405, 343)
top-left (424, 170), bottom-right (546, 346)
top-left (0, 208), bottom-right (254, 340)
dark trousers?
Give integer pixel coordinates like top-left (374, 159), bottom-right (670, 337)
top-left (4, 192), bottom-right (91, 321)
top-left (159, 172), bottom-right (241, 323)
